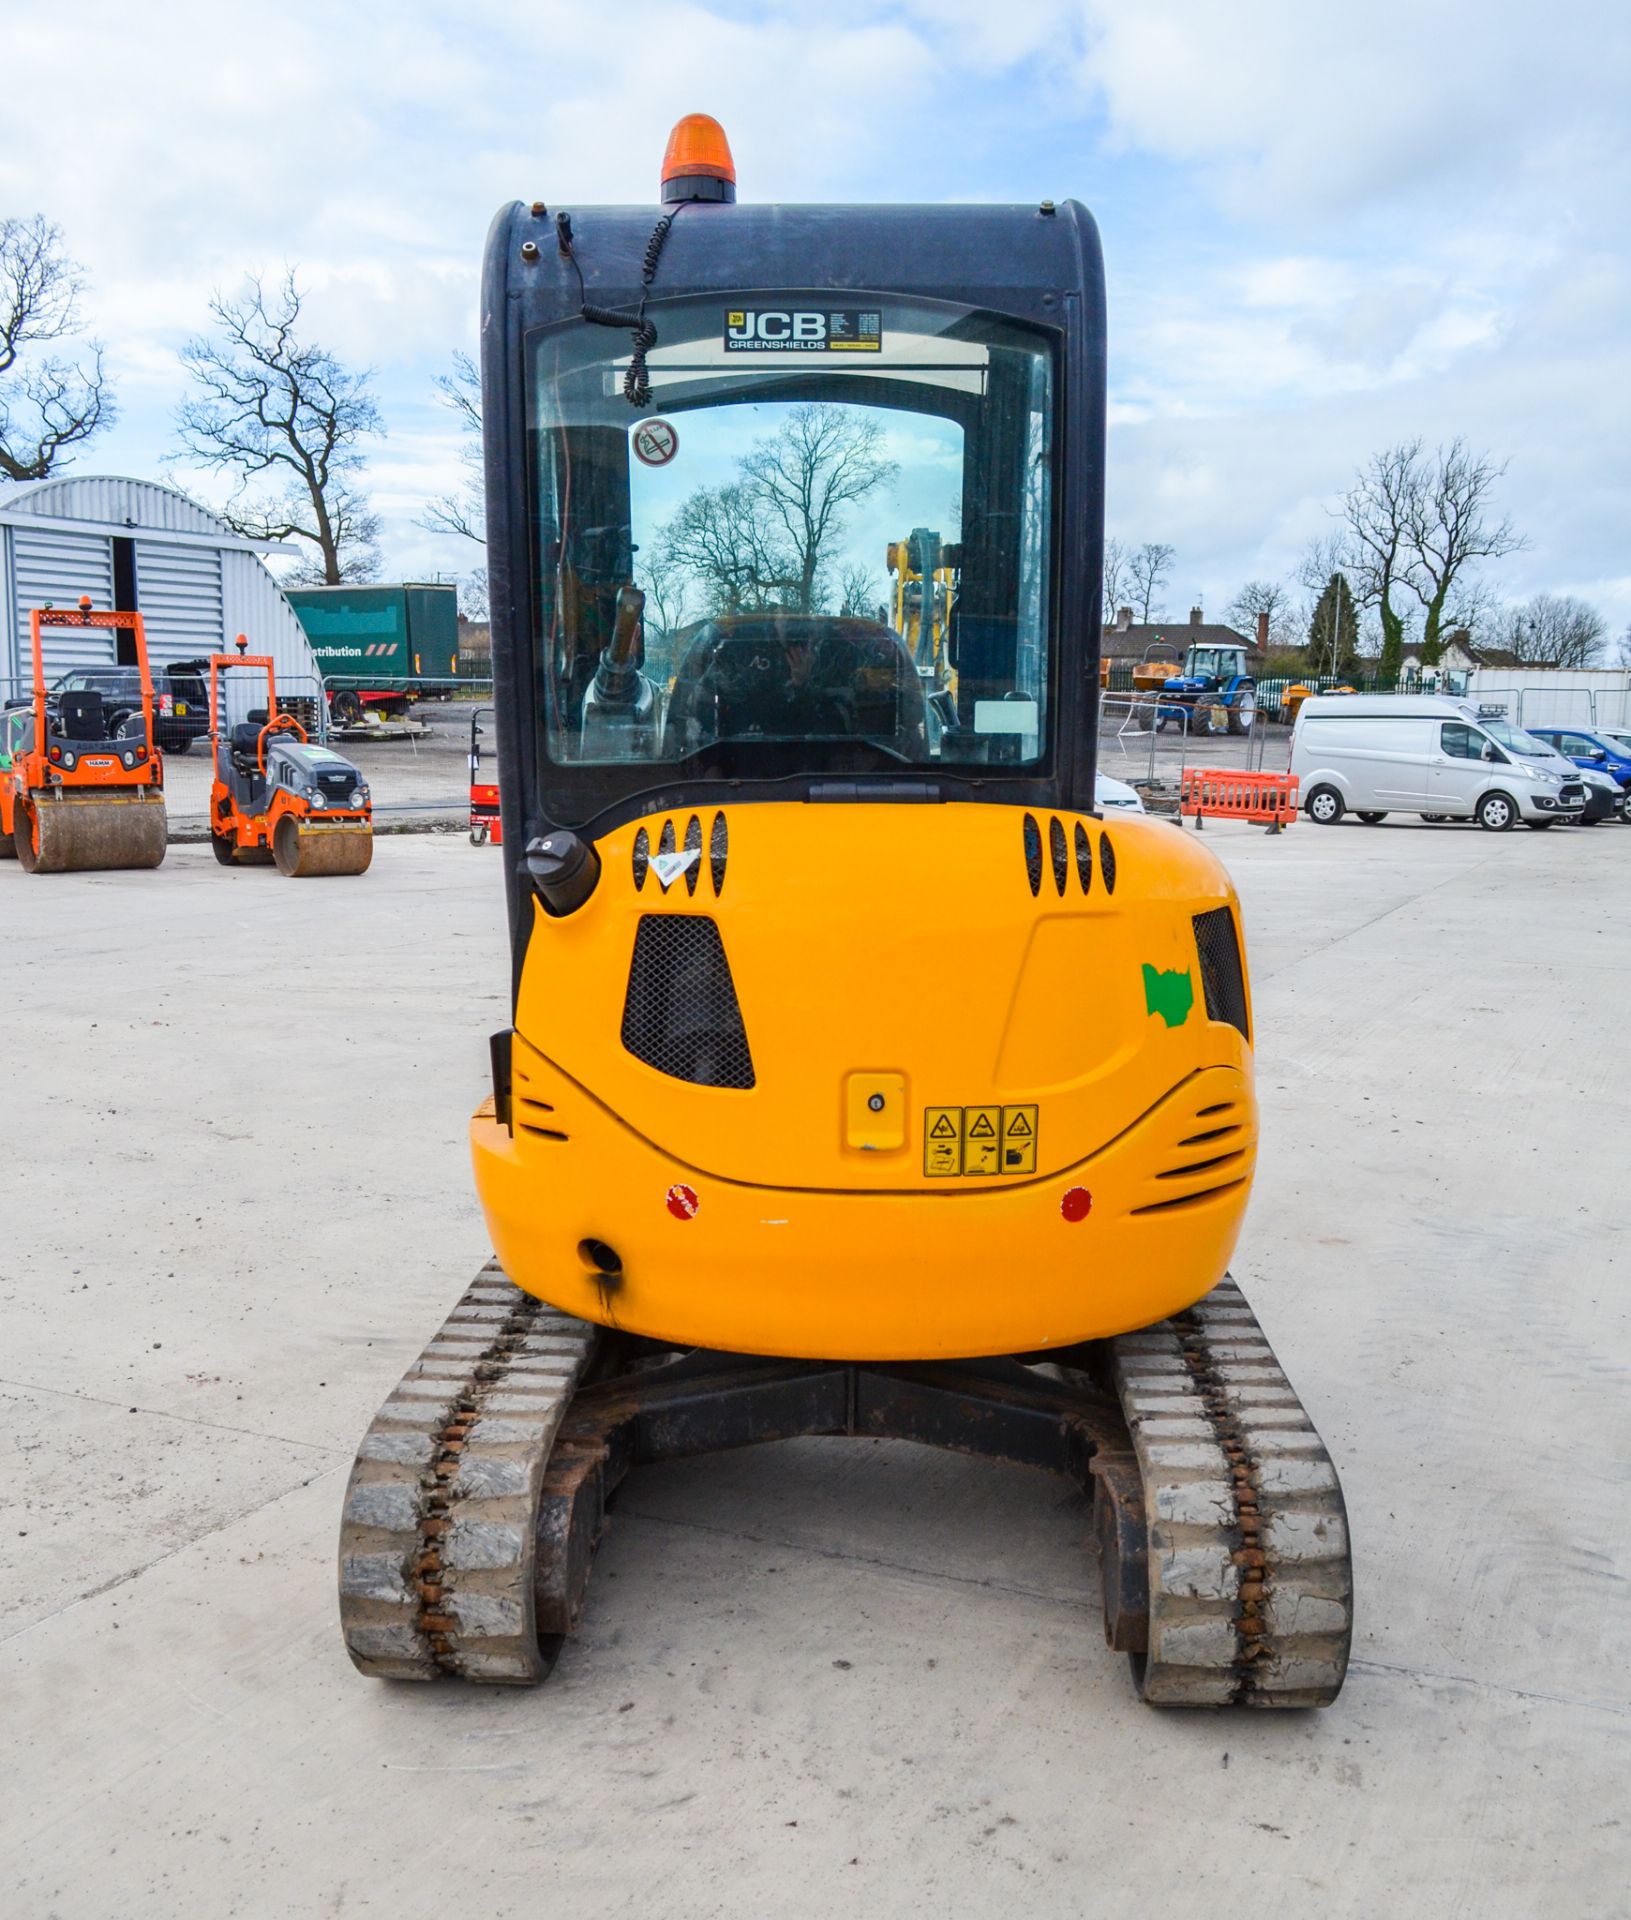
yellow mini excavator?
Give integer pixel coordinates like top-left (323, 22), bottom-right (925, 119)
top-left (339, 116), bottom-right (1352, 1707)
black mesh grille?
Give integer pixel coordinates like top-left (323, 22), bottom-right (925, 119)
top-left (1074, 820), bottom-right (1092, 894)
top-left (632, 826), bottom-right (650, 890)
top-left (1022, 814), bottom-right (1042, 895)
top-left (1048, 816), bottom-right (1068, 896)
top-left (621, 916), bottom-right (756, 1089)
top-left (709, 812), bottom-right (728, 896)
top-left (1193, 906), bottom-right (1249, 1041)
top-left (659, 817), bottom-right (676, 858)
top-left (1099, 831), bottom-right (1117, 895)
top-left (683, 814), bottom-right (703, 895)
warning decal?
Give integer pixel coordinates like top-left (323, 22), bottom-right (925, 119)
top-left (963, 1107), bottom-right (1001, 1176)
top-left (924, 1107), bottom-right (963, 1178)
top-left (922, 1105), bottom-right (1041, 1178)
top-left (1001, 1105), bottom-right (1038, 1174)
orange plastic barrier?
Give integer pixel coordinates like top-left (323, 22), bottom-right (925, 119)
top-left (1180, 767), bottom-right (1300, 833)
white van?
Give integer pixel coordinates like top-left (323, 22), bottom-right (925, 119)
top-left (1289, 695), bottom-right (1586, 831)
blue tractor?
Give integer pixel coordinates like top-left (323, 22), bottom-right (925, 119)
top-left (1156, 640), bottom-right (1258, 736)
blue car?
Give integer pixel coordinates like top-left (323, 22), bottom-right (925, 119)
top-left (1526, 726), bottom-right (1631, 791)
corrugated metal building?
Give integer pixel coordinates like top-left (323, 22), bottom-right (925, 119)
top-left (0, 475), bottom-right (321, 693)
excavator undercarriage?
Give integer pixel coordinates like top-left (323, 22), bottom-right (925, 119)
top-left (340, 1264), bottom-right (1350, 1707)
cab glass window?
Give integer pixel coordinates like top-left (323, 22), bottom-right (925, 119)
top-left (528, 297), bottom-right (1055, 798)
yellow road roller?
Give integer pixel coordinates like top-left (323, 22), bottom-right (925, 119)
top-left (339, 116), bottom-right (1351, 1707)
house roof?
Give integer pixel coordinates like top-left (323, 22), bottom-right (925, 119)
top-left (1411, 637), bottom-right (1523, 669)
top-left (1101, 616), bottom-right (1258, 662)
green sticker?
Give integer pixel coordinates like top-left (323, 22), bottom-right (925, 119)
top-left (1143, 964), bottom-right (1194, 1028)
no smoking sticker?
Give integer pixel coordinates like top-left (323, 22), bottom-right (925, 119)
top-left (632, 418), bottom-right (679, 467)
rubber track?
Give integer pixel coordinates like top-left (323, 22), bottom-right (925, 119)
top-left (338, 1263), bottom-right (600, 1684)
top-left (1109, 1276), bottom-right (1352, 1707)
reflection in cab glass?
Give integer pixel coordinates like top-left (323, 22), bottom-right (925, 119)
top-left (529, 300), bottom-right (1053, 803)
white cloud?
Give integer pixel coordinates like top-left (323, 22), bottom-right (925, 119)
top-left (2, 1), bottom-right (1627, 636)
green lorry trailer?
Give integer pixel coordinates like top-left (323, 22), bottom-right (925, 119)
top-left (284, 584), bottom-right (463, 724)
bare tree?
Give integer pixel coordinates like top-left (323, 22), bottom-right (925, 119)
top-left (1225, 578), bottom-right (1299, 647)
top-left (1295, 531), bottom-right (1352, 598)
top-left (1339, 441), bottom-right (1419, 679)
top-left (1102, 536), bottom-right (1133, 623)
top-left (661, 480), bottom-right (798, 615)
top-left (1126, 542), bottom-right (1174, 622)
top-left (1404, 439), bottom-right (1526, 660)
top-left (636, 542), bottom-right (697, 683)
top-left (1491, 593), bottom-right (1607, 669)
top-left (839, 564), bottom-right (882, 619)
top-left (174, 271), bottom-right (382, 584)
top-left (419, 349), bottom-right (484, 545)
top-left (740, 404), bottom-right (897, 614)
top-left (0, 214), bottom-right (115, 480)
top-left (458, 569), bottom-right (490, 622)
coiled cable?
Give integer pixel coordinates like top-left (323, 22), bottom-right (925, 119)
top-left (560, 207), bottom-right (680, 408)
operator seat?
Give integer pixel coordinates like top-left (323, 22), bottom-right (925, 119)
top-left (663, 615), bottom-right (928, 759)
top-left (57, 690), bottom-right (107, 742)
top-left (230, 709), bottom-right (271, 780)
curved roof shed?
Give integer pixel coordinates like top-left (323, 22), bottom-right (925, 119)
top-left (0, 475), bottom-right (321, 693)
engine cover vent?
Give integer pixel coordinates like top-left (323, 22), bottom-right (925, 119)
top-left (1193, 905), bottom-right (1249, 1041)
top-left (1022, 813), bottom-right (1043, 895)
top-left (1048, 815), bottom-right (1069, 896)
top-left (622, 915), bottom-right (756, 1089)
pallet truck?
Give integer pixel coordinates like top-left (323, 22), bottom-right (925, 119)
top-left (469, 705), bottom-right (502, 844)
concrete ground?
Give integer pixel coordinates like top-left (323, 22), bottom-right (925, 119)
top-left (2, 818), bottom-right (1626, 1918)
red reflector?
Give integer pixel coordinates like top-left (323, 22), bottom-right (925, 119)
top-left (1061, 1187), bottom-right (1093, 1223)
top-left (666, 1183), bottom-right (700, 1220)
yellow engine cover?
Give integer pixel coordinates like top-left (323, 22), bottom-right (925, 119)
top-left (472, 801), bottom-right (1257, 1359)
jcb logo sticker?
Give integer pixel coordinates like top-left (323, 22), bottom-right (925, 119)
top-left (723, 308), bottom-right (882, 353)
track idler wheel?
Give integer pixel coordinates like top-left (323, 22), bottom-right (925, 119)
top-left (273, 815), bottom-right (373, 877)
top-left (15, 792), bottom-right (167, 872)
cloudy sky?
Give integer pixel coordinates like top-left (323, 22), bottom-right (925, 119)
top-left (5, 0), bottom-right (1629, 638)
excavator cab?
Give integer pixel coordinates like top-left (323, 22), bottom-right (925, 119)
top-left (339, 118), bottom-right (1351, 1708)
top-left (0, 600), bottom-right (167, 872)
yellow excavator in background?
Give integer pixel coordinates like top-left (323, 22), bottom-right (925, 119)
top-left (339, 116), bottom-right (1352, 1709)
top-left (886, 529), bottom-right (960, 747)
